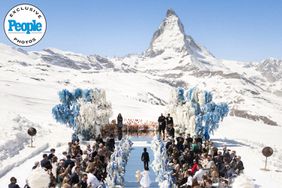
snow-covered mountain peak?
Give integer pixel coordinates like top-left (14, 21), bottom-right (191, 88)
top-left (261, 57), bottom-right (282, 67)
top-left (166, 8), bottom-right (177, 17)
top-left (145, 9), bottom-right (214, 63)
top-left (146, 9), bottom-right (188, 57)
top-left (256, 58), bottom-right (282, 82)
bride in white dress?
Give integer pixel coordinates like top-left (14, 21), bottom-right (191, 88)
top-left (139, 170), bottom-right (151, 188)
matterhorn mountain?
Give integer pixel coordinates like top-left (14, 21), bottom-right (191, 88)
top-left (112, 9), bottom-right (218, 72)
top-left (146, 9), bottom-right (214, 59)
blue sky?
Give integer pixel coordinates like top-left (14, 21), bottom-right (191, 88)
top-left (1, 0), bottom-right (281, 61)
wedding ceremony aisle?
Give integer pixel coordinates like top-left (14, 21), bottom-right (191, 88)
top-left (124, 136), bottom-right (158, 188)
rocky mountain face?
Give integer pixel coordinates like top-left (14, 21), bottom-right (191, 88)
top-left (256, 58), bottom-right (282, 82)
top-left (0, 9), bottom-right (281, 126)
top-left (33, 48), bottom-right (115, 70)
top-left (146, 9), bottom-right (214, 59)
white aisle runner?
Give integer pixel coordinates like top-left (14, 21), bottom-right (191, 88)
top-left (124, 137), bottom-right (158, 187)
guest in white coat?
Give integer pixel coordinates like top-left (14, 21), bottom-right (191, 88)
top-left (193, 164), bottom-right (205, 183)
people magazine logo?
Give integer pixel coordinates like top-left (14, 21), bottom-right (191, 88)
top-left (3, 3), bottom-right (47, 47)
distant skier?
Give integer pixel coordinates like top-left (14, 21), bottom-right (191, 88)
top-left (158, 113), bottom-right (166, 139)
top-left (117, 113), bottom-right (123, 140)
top-left (141, 147), bottom-right (150, 170)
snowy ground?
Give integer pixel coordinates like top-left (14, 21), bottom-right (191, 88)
top-left (0, 61), bottom-right (282, 187)
top-left (1, 117), bottom-right (281, 187)
top-left (212, 116), bottom-right (282, 188)
top-left (124, 137), bottom-right (158, 187)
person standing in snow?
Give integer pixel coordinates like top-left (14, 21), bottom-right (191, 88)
top-left (158, 113), bottom-right (166, 139)
top-left (117, 113), bottom-right (123, 140)
top-left (141, 147), bottom-right (150, 170)
top-left (8, 177), bottom-right (20, 188)
top-left (166, 113), bottom-right (173, 126)
top-left (166, 113), bottom-right (174, 139)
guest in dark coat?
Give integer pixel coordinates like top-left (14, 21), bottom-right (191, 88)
top-left (106, 134), bottom-right (115, 152)
top-left (40, 153), bottom-right (52, 170)
top-left (80, 174), bottom-right (88, 188)
top-left (117, 113), bottom-right (123, 140)
top-left (8, 177), bottom-right (20, 188)
top-left (234, 156), bottom-right (244, 174)
top-left (166, 113), bottom-right (173, 126)
top-left (48, 148), bottom-right (56, 160)
top-left (70, 166), bottom-right (80, 185)
top-left (158, 113), bottom-right (166, 139)
top-left (64, 154), bottom-right (75, 169)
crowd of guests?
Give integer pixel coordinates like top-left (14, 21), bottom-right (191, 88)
top-left (9, 134), bottom-right (116, 188)
top-left (8, 112), bottom-right (244, 188)
top-left (9, 113), bottom-right (128, 188)
top-left (157, 113), bottom-right (245, 188)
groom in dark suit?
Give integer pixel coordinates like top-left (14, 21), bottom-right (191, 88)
top-left (141, 147), bottom-right (150, 170)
